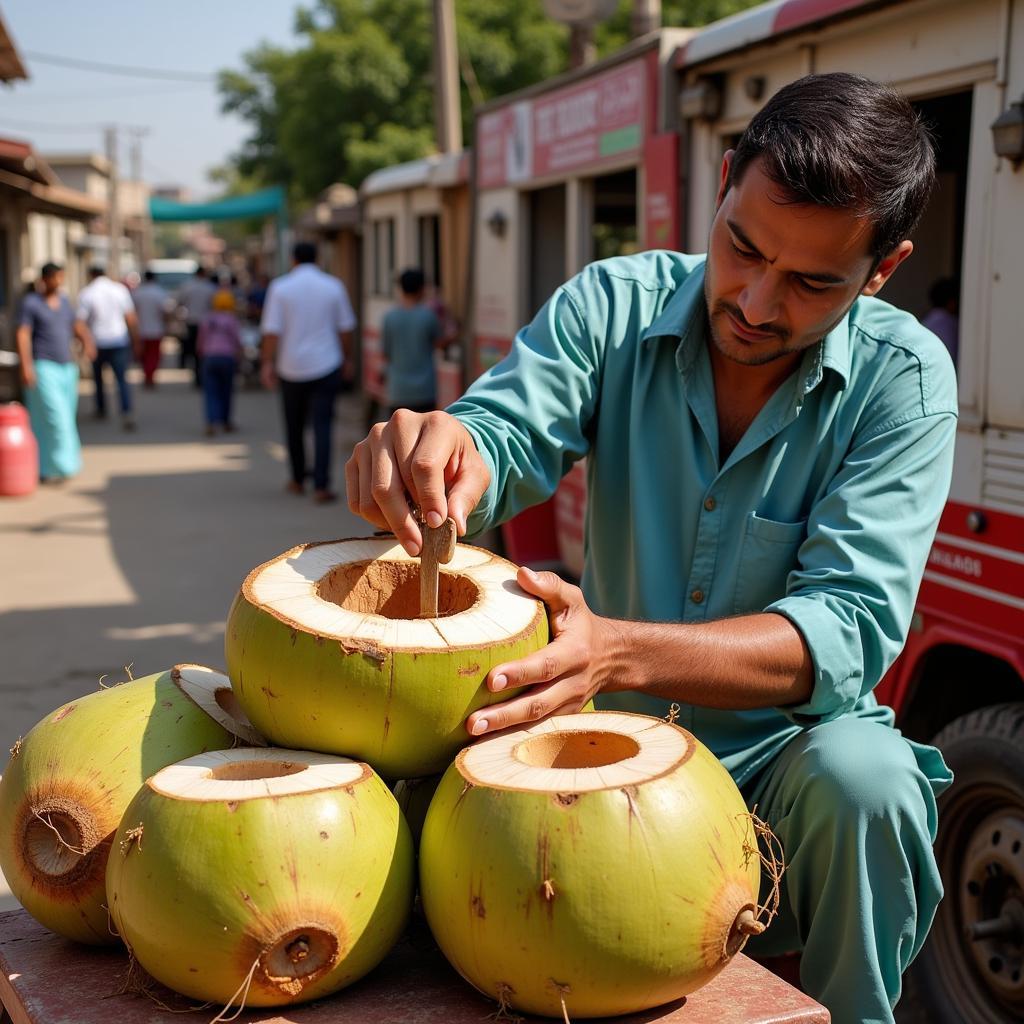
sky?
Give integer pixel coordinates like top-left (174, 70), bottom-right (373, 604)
top-left (1, 0), bottom-right (299, 197)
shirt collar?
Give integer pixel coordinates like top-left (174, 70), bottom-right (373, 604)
top-left (640, 256), bottom-right (851, 393)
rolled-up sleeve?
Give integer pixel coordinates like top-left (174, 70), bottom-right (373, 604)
top-left (448, 284), bottom-right (602, 537)
top-left (768, 410), bottom-right (956, 724)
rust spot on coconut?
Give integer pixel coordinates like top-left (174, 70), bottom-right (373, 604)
top-left (541, 879), bottom-right (556, 902)
top-left (471, 892), bottom-right (486, 918)
top-left (290, 629), bottom-right (298, 645)
top-left (319, 831), bottom-right (329, 840)
top-left (314, 635), bottom-right (325, 647)
top-left (52, 705), bottom-right (77, 723)
top-left (382, 716), bottom-right (391, 741)
top-left (339, 637), bottom-right (387, 663)
top-left (261, 686), bottom-right (279, 700)
top-left (226, 802), bottom-right (239, 814)
top-left (458, 662), bottom-right (481, 677)
top-left (160, 700), bottom-right (173, 710)
top-left (553, 793), bottom-right (577, 808)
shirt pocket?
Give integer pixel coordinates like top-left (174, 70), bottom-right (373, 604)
top-left (733, 512), bottom-right (807, 615)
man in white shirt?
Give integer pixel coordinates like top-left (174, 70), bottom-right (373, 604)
top-left (76, 266), bottom-right (140, 430)
top-left (178, 267), bottom-right (216, 389)
top-left (132, 271), bottom-right (169, 389)
top-left (260, 241), bottom-right (357, 503)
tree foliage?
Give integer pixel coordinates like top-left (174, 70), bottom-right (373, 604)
top-left (217, 0), bottom-right (761, 203)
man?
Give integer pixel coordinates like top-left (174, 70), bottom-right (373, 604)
top-left (381, 268), bottom-right (444, 417)
top-left (132, 270), bottom-right (169, 389)
top-left (76, 266), bottom-right (139, 431)
top-left (260, 241), bottom-right (356, 504)
top-left (15, 263), bottom-right (95, 481)
top-left (346, 75), bottom-right (958, 1024)
top-left (921, 276), bottom-right (959, 366)
top-left (178, 266), bottom-right (216, 388)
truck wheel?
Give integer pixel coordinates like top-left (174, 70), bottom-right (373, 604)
top-left (908, 703), bottom-right (1024, 1023)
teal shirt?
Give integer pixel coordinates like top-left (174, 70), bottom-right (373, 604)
top-left (449, 252), bottom-right (958, 785)
top-left (382, 304), bottom-right (441, 407)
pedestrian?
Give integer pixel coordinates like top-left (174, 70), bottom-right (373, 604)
top-left (347, 74), bottom-right (958, 1024)
top-left (15, 263), bottom-right (95, 482)
top-left (178, 266), bottom-right (216, 389)
top-left (197, 288), bottom-right (242, 436)
top-left (260, 241), bottom-right (356, 504)
top-left (381, 268), bottom-right (444, 417)
top-left (132, 270), bottom-right (169, 389)
top-left (76, 266), bottom-right (139, 432)
top-left (921, 276), bottom-right (959, 366)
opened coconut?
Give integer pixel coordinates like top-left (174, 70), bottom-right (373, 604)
top-left (225, 538), bottom-right (547, 780)
top-left (418, 711), bottom-right (768, 1018)
top-left (106, 747), bottom-right (413, 1007)
top-left (0, 665), bottom-right (263, 944)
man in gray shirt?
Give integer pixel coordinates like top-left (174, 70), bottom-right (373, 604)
top-left (381, 268), bottom-right (444, 417)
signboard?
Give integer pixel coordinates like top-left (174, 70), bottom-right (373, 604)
top-left (643, 132), bottom-right (680, 250)
top-left (477, 58), bottom-right (647, 189)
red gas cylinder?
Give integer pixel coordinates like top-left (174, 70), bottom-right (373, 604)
top-left (0, 402), bottom-right (39, 497)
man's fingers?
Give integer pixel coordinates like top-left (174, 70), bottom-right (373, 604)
top-left (352, 440), bottom-right (390, 533)
top-left (444, 444), bottom-right (491, 537)
top-left (515, 566), bottom-right (582, 622)
top-left (466, 679), bottom-right (586, 736)
top-left (368, 431), bottom-right (421, 554)
top-left (404, 414), bottom-right (460, 528)
top-left (486, 635), bottom-right (584, 693)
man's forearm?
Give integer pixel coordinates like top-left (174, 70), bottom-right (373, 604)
top-left (340, 330), bottom-right (354, 365)
top-left (15, 327), bottom-right (32, 369)
top-left (601, 612), bottom-right (814, 710)
top-left (261, 333), bottom-right (279, 367)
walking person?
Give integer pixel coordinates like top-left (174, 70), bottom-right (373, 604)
top-left (197, 289), bottom-right (242, 436)
top-left (348, 75), bottom-right (958, 1024)
top-left (15, 263), bottom-right (95, 482)
top-left (178, 266), bottom-right (216, 389)
top-left (75, 266), bottom-right (139, 432)
top-left (132, 270), bottom-right (169, 389)
top-left (260, 241), bottom-right (356, 504)
top-left (381, 268), bottom-right (444, 417)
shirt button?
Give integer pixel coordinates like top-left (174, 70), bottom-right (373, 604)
top-left (691, 589), bottom-right (705, 604)
top-left (704, 497), bottom-right (716, 512)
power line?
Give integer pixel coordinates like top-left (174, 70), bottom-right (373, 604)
top-left (10, 81), bottom-right (213, 103)
top-left (24, 50), bottom-right (216, 83)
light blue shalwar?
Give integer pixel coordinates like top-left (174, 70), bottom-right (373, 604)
top-left (448, 252), bottom-right (958, 1024)
top-left (24, 360), bottom-right (81, 480)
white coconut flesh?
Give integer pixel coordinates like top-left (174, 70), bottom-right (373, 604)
top-left (151, 747), bottom-right (366, 802)
top-left (247, 538), bottom-right (537, 646)
top-left (171, 664), bottom-right (266, 747)
top-left (460, 712), bottom-right (692, 791)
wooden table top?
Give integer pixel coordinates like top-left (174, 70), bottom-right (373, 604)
top-left (0, 909), bottom-right (829, 1024)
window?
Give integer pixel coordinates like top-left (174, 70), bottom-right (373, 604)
top-left (372, 218), bottom-right (395, 297)
top-left (417, 214), bottom-right (441, 290)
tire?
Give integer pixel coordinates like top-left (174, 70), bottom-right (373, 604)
top-left (907, 703), bottom-right (1024, 1023)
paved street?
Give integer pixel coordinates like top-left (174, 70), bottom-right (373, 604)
top-left (0, 363), bottom-right (371, 909)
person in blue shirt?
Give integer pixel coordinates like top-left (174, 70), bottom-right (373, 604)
top-left (381, 268), bottom-right (444, 417)
top-left (346, 73), bottom-right (957, 1024)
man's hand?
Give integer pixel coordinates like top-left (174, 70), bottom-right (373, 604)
top-left (341, 360), bottom-right (355, 383)
top-left (19, 359), bottom-right (36, 391)
top-left (345, 409), bottom-right (490, 556)
top-left (465, 566), bottom-right (622, 737)
top-left (260, 361), bottom-right (276, 391)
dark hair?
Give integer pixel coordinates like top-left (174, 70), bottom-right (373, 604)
top-left (88, 265), bottom-right (106, 279)
top-left (293, 241), bottom-right (317, 264)
top-left (929, 276), bottom-right (958, 309)
top-left (195, 266), bottom-right (206, 277)
top-left (144, 270), bottom-right (156, 282)
top-left (398, 268), bottom-right (426, 296)
top-left (40, 262), bottom-right (62, 279)
top-left (727, 73), bottom-right (936, 264)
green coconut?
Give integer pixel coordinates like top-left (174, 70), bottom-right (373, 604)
top-left (419, 711), bottom-right (766, 1019)
top-left (0, 665), bottom-right (263, 944)
top-left (225, 538), bottom-right (548, 780)
top-left (106, 747), bottom-right (414, 1007)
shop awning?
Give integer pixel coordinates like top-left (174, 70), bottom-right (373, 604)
top-left (149, 186), bottom-right (286, 222)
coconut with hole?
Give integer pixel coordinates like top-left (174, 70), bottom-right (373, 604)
top-left (224, 538), bottom-right (548, 780)
top-left (105, 747), bottom-right (414, 1007)
top-left (0, 665), bottom-right (263, 943)
top-left (418, 711), bottom-right (769, 1018)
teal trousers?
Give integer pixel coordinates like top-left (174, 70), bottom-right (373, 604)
top-left (740, 714), bottom-right (952, 1024)
top-left (24, 359), bottom-right (81, 480)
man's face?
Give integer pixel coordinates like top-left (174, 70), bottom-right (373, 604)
top-left (42, 270), bottom-right (63, 294)
top-left (704, 154), bottom-right (910, 368)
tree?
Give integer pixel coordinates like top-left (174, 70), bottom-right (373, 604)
top-left (217, 0), bottom-right (761, 203)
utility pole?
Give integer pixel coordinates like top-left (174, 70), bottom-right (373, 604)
top-left (128, 126), bottom-right (152, 266)
top-left (432, 0), bottom-right (462, 154)
top-left (568, 23), bottom-right (596, 69)
top-left (104, 125), bottom-right (121, 278)
top-left (631, 0), bottom-right (661, 38)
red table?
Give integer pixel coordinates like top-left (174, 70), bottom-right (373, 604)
top-left (0, 909), bottom-right (828, 1023)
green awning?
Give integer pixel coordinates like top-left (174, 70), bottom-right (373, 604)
top-left (149, 186), bottom-right (286, 222)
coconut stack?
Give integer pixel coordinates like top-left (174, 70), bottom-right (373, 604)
top-left (418, 711), bottom-right (769, 1019)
